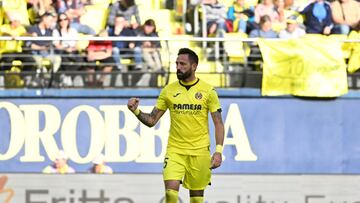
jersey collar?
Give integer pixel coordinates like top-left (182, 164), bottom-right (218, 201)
top-left (179, 78), bottom-right (199, 90)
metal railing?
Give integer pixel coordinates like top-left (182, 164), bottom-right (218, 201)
top-left (0, 36), bottom-right (359, 89)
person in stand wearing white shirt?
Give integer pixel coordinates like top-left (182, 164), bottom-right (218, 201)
top-left (279, 16), bottom-right (306, 38)
top-left (53, 13), bottom-right (84, 72)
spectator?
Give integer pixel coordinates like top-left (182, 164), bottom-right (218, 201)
top-left (248, 15), bottom-right (278, 70)
top-left (249, 15), bottom-right (278, 38)
top-left (137, 19), bottom-right (162, 72)
top-left (86, 29), bottom-right (115, 86)
top-left (108, 15), bottom-right (142, 70)
top-left (275, 0), bottom-right (286, 21)
top-left (331, 0), bottom-right (360, 34)
top-left (90, 154), bottom-right (113, 174)
top-left (56, 0), bottom-right (96, 35)
top-left (0, 13), bottom-right (36, 72)
top-left (27, 12), bottom-right (62, 72)
top-left (42, 150), bottom-right (76, 174)
top-left (255, 0), bottom-right (281, 24)
top-left (53, 13), bottom-right (84, 73)
top-left (136, 19), bottom-right (162, 86)
top-left (273, 0), bottom-right (287, 31)
top-left (227, 0), bottom-right (255, 33)
top-left (300, 0), bottom-right (339, 34)
top-left (279, 15), bottom-right (306, 38)
top-left (27, 0), bottom-right (57, 24)
top-left (203, 0), bottom-right (228, 37)
top-left (107, 0), bottom-right (141, 29)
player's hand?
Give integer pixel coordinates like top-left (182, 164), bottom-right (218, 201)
top-left (127, 97), bottom-right (139, 112)
top-left (210, 152), bottom-right (222, 169)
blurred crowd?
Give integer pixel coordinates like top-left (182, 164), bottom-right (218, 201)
top-left (0, 0), bottom-right (359, 87)
top-left (0, 0), bottom-right (162, 87)
top-left (193, 0), bottom-right (360, 38)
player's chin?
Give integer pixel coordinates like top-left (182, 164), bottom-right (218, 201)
top-left (176, 73), bottom-right (183, 80)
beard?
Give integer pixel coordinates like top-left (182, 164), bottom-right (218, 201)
top-left (176, 69), bottom-right (192, 80)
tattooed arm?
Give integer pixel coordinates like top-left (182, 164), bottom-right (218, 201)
top-left (127, 97), bottom-right (166, 127)
top-left (211, 110), bottom-right (225, 147)
top-left (137, 107), bottom-right (165, 127)
top-left (210, 110), bottom-right (225, 169)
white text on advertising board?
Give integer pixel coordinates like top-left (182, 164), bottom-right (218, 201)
top-left (0, 102), bottom-right (257, 163)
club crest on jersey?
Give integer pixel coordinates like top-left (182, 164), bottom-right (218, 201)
top-left (195, 92), bottom-right (203, 100)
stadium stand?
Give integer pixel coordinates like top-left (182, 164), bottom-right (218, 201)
top-left (0, 0), bottom-right (359, 89)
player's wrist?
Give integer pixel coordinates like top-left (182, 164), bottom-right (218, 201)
top-left (215, 144), bottom-right (223, 154)
top-left (133, 108), bottom-right (140, 116)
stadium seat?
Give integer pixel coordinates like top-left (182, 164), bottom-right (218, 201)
top-left (136, 0), bottom-right (160, 17)
top-left (91, 0), bottom-right (111, 8)
top-left (223, 32), bottom-right (251, 64)
top-left (119, 58), bottom-right (134, 72)
top-left (5, 61), bottom-right (24, 88)
top-left (139, 9), bottom-right (174, 36)
top-left (80, 5), bottom-right (109, 34)
top-left (197, 61), bottom-right (225, 87)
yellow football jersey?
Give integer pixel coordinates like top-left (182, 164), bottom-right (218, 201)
top-left (156, 78), bottom-right (221, 155)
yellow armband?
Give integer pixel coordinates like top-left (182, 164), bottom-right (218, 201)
top-left (215, 145), bottom-right (223, 154)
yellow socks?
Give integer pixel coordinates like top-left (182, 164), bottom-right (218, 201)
top-left (190, 196), bottom-right (204, 203)
top-left (165, 189), bottom-right (179, 203)
top-left (165, 189), bottom-right (203, 203)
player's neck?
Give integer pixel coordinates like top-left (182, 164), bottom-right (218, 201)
top-left (180, 77), bottom-right (198, 86)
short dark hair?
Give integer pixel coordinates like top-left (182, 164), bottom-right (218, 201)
top-left (143, 19), bottom-right (157, 32)
top-left (178, 48), bottom-right (199, 65)
top-left (41, 12), bottom-right (55, 19)
top-left (259, 15), bottom-right (271, 26)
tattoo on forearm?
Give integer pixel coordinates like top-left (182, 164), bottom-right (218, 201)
top-left (137, 108), bottom-right (159, 127)
top-left (213, 111), bottom-right (223, 124)
top-left (212, 111), bottom-right (225, 146)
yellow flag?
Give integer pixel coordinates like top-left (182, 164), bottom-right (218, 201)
top-left (258, 37), bottom-right (348, 97)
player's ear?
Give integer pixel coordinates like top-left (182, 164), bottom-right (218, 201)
top-left (191, 63), bottom-right (197, 71)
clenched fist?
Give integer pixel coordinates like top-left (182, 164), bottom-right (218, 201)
top-left (127, 97), bottom-right (139, 112)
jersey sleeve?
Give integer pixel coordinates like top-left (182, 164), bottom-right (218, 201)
top-left (208, 88), bottom-right (221, 113)
top-left (155, 88), bottom-right (168, 111)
